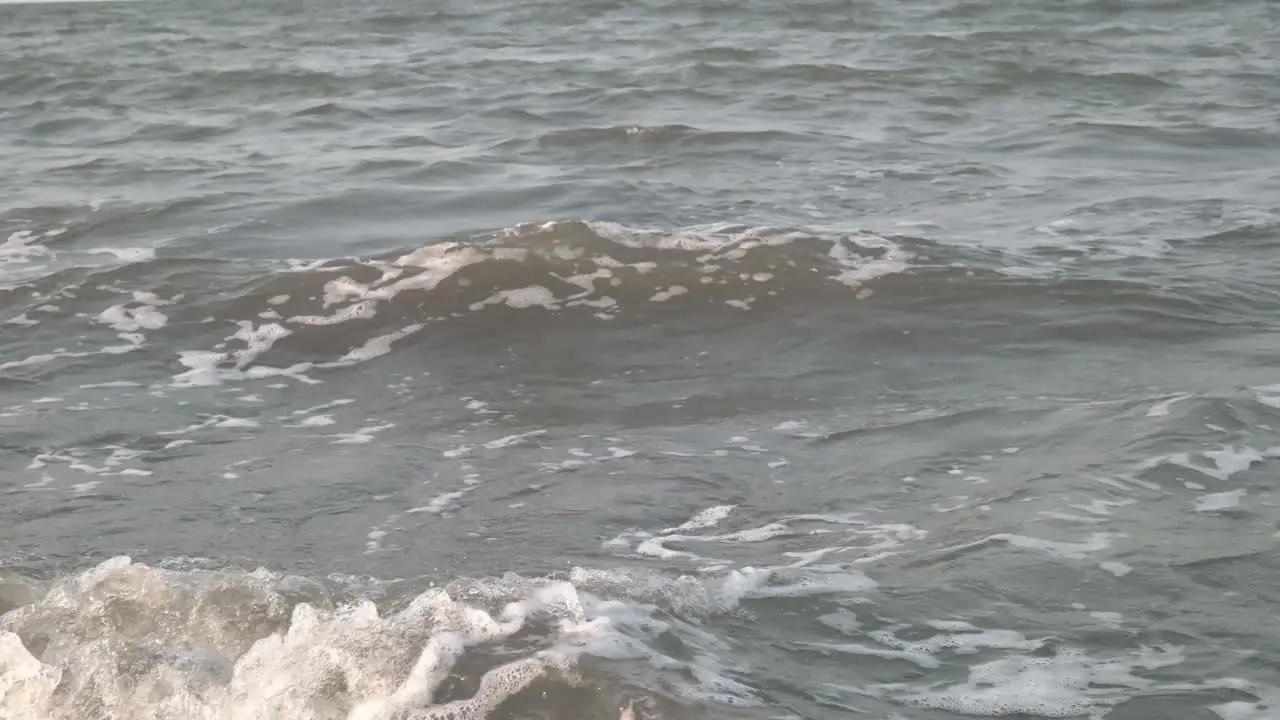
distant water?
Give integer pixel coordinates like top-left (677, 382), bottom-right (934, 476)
top-left (2, 0), bottom-right (1279, 718)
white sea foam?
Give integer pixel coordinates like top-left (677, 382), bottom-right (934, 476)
top-left (851, 640), bottom-right (1187, 719)
top-left (292, 399), bottom-right (356, 416)
top-left (0, 351), bottom-right (92, 374)
top-left (1195, 489), bottom-right (1246, 513)
top-left (1002, 532), bottom-right (1115, 559)
top-left (88, 246), bottom-right (156, 263)
top-left (1138, 445), bottom-right (1276, 482)
top-left (1252, 383), bottom-right (1280, 409)
top-left (1146, 392), bottom-right (1193, 417)
top-left (4, 313), bottom-right (38, 327)
top-left (0, 229), bottom-right (59, 285)
top-left (0, 555), bottom-right (859, 718)
top-left (649, 285), bottom-right (688, 302)
top-left (171, 349), bottom-right (319, 388)
top-left (330, 423), bottom-right (395, 445)
top-left (1090, 611), bottom-right (1124, 627)
top-left (669, 505), bottom-right (736, 532)
top-left (827, 234), bottom-right (911, 290)
top-left (328, 324), bottom-right (424, 365)
top-left (79, 380), bottom-right (142, 389)
top-left (484, 430), bottom-right (547, 449)
top-left (0, 557), bottom-right (591, 719)
top-left (157, 415), bottom-right (262, 437)
top-left (1067, 497), bottom-right (1137, 517)
top-left (607, 505), bottom-right (924, 571)
top-left (470, 285), bottom-right (559, 311)
top-left (97, 293), bottom-right (171, 337)
top-left (19, 446), bottom-right (153, 486)
top-left (1213, 688), bottom-right (1279, 720)
top-left (409, 489), bottom-right (471, 515)
top-left (901, 647), bottom-right (1156, 716)
top-left (1100, 561), bottom-right (1132, 577)
top-left (802, 624), bottom-right (1042, 669)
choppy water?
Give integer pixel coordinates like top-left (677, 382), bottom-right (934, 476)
top-left (2, 0), bottom-right (1279, 718)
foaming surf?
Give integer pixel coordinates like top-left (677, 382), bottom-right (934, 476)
top-left (0, 542), bottom-right (884, 720)
top-left (0, 556), bottom-right (594, 719)
top-left (0, 504), bottom-right (917, 719)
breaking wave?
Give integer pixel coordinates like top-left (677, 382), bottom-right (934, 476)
top-left (0, 547), bottom-right (879, 719)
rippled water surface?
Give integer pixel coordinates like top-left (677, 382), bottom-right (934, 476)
top-left (2, 0), bottom-right (1279, 718)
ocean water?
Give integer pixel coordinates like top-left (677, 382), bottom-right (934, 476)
top-left (2, 0), bottom-right (1279, 718)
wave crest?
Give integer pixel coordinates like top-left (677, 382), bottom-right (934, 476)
top-left (166, 220), bottom-right (911, 387)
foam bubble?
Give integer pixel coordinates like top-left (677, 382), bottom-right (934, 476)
top-left (828, 234), bottom-right (912, 290)
top-left (1001, 532), bottom-right (1114, 559)
top-left (1214, 690), bottom-right (1279, 720)
top-left (330, 423), bottom-right (395, 445)
top-left (670, 505), bottom-right (736, 532)
top-left (1100, 561), bottom-right (1132, 577)
top-left (1090, 611), bottom-right (1124, 627)
top-left (1196, 489), bottom-right (1246, 513)
top-left (1252, 384), bottom-right (1280, 409)
top-left (649, 286), bottom-right (688, 302)
top-left (804, 624), bottom-right (1042, 669)
top-left (1067, 497), bottom-right (1136, 517)
top-left (79, 381), bottom-right (142, 390)
top-left (608, 506), bottom-right (921, 579)
top-left (95, 296), bottom-right (170, 343)
top-left (292, 399), bottom-right (355, 416)
top-left (484, 430), bottom-right (547, 450)
top-left (1139, 445), bottom-right (1274, 482)
top-left (329, 324), bottom-right (423, 365)
top-left (89, 247), bottom-right (156, 263)
top-left (818, 609), bottom-right (862, 635)
top-left (471, 285), bottom-right (559, 311)
top-left (892, 646), bottom-right (1160, 718)
top-left (171, 350), bottom-right (319, 388)
top-left (0, 230), bottom-right (55, 282)
top-left (409, 490), bottom-right (470, 515)
top-left (4, 314), bottom-right (38, 327)
top-left (0, 351), bottom-right (91, 374)
top-left (1146, 392), bottom-right (1193, 417)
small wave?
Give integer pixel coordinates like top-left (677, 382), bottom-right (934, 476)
top-left (123, 220), bottom-right (911, 388)
top-left (977, 62), bottom-right (1177, 95)
top-left (177, 67), bottom-right (344, 100)
top-left (1054, 120), bottom-right (1278, 154)
top-left (508, 125), bottom-right (825, 153)
top-left (527, 124), bottom-right (698, 148)
top-left (674, 46), bottom-right (767, 63)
